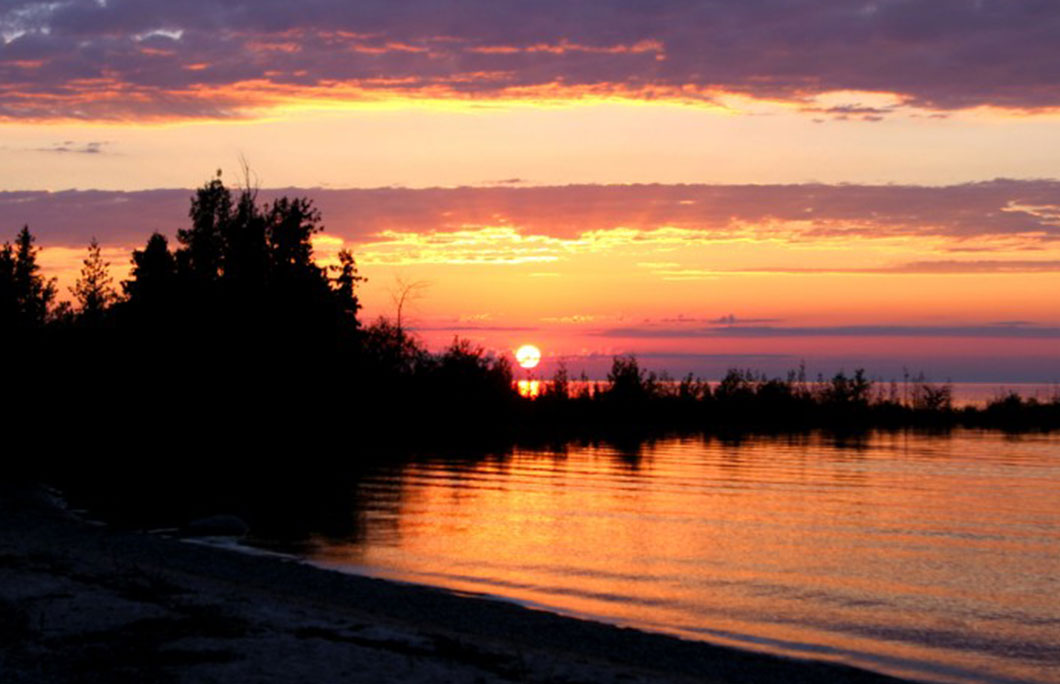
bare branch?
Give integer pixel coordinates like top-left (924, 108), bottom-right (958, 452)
top-left (236, 152), bottom-right (260, 202)
top-left (390, 276), bottom-right (430, 332)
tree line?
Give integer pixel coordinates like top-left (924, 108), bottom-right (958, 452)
top-left (529, 358), bottom-right (1059, 435)
top-left (2, 173), bottom-right (1057, 465)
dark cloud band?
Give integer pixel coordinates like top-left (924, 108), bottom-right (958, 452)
top-left (597, 324), bottom-right (1060, 340)
top-left (2, 0), bottom-right (1060, 119)
top-left (4, 179), bottom-right (1059, 247)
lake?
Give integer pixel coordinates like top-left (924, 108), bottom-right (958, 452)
top-left (260, 430), bottom-right (1060, 684)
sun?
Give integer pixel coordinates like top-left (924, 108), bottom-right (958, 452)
top-left (515, 344), bottom-right (541, 370)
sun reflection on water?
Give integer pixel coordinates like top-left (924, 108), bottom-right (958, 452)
top-left (516, 379), bottom-right (541, 398)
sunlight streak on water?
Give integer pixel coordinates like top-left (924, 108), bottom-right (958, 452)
top-left (516, 379), bottom-right (541, 398)
top-left (301, 431), bottom-right (1060, 684)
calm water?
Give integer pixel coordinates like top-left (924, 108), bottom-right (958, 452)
top-left (284, 431), bottom-right (1060, 684)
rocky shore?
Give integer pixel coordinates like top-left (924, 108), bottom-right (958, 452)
top-left (0, 485), bottom-right (909, 683)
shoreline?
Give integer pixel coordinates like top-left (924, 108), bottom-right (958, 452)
top-left (1, 485), bottom-right (910, 683)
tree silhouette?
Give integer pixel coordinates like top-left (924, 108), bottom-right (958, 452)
top-left (332, 248), bottom-right (365, 328)
top-left (821, 369), bottom-right (871, 407)
top-left (0, 239), bottom-right (15, 328)
top-left (431, 337), bottom-right (515, 409)
top-left (178, 171), bottom-right (229, 282)
top-left (361, 316), bottom-right (426, 378)
top-left (172, 175), bottom-right (335, 296)
top-left (2, 226), bottom-right (56, 328)
top-left (265, 197), bottom-right (320, 280)
top-left (115, 173), bottom-right (368, 386)
top-left (123, 232), bottom-right (176, 307)
top-left (605, 355), bottom-right (651, 402)
top-left (543, 361), bottom-right (570, 399)
top-left (223, 182), bottom-right (267, 288)
top-left (72, 237), bottom-right (117, 323)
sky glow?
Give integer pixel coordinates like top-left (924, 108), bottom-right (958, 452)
top-left (4, 0), bottom-right (1060, 380)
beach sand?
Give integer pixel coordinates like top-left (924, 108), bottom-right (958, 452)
top-left (0, 484), bottom-right (908, 683)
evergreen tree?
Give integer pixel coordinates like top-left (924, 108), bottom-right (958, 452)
top-left (222, 187), bottom-right (267, 288)
top-left (178, 171), bottom-right (230, 281)
top-left (0, 240), bottom-right (15, 328)
top-left (9, 226), bottom-right (55, 327)
top-left (332, 249), bottom-right (365, 327)
top-left (123, 232), bottom-right (176, 305)
top-left (72, 237), bottom-right (117, 323)
top-left (265, 196), bottom-right (322, 282)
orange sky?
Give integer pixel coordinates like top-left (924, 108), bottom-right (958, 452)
top-left (15, 181), bottom-right (1060, 381)
top-left (5, 1), bottom-right (1060, 381)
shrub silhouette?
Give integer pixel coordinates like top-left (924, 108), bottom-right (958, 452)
top-left (540, 362), bottom-right (570, 400)
top-left (604, 355), bottom-right (653, 403)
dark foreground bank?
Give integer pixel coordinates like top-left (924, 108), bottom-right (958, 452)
top-left (0, 485), bottom-right (910, 684)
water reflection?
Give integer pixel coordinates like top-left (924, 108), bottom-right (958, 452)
top-left (517, 379), bottom-right (541, 398)
top-left (285, 431), bottom-right (1060, 684)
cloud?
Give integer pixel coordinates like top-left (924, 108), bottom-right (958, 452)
top-left (357, 227), bottom-right (566, 265)
top-left (802, 104), bottom-right (897, 122)
top-left (32, 140), bottom-right (109, 154)
top-left (709, 314), bottom-right (783, 325)
top-left (650, 313), bottom-right (784, 324)
top-left (483, 178), bottom-right (528, 186)
top-left (0, 188), bottom-right (192, 245)
top-left (2, 1), bottom-right (1060, 119)
top-left (597, 324), bottom-right (1060, 339)
top-left (713, 260), bottom-right (1060, 275)
top-left (7, 180), bottom-right (1060, 253)
top-left (541, 314), bottom-right (599, 325)
top-left (411, 324), bottom-right (538, 332)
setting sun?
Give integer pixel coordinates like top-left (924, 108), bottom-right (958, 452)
top-left (515, 345), bottom-right (542, 370)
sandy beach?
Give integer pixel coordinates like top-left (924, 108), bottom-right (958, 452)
top-left (0, 484), bottom-right (908, 684)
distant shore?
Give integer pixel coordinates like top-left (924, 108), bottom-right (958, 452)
top-left (0, 484), bottom-right (908, 684)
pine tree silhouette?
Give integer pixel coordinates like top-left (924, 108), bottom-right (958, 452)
top-left (72, 237), bottom-right (117, 324)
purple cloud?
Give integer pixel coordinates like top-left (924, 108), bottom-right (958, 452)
top-left (2, 1), bottom-right (1060, 119)
top-left (710, 314), bottom-right (784, 325)
top-left (597, 324), bottom-right (1060, 339)
top-left (31, 140), bottom-right (109, 154)
top-left (5, 179), bottom-right (1060, 248)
